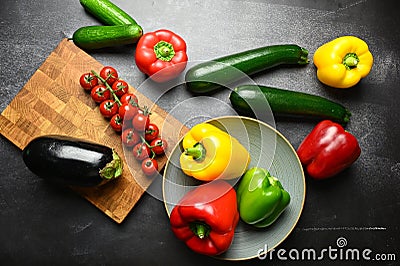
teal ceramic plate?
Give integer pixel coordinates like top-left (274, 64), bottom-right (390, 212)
top-left (162, 116), bottom-right (305, 260)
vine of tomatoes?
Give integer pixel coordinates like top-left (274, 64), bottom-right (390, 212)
top-left (79, 66), bottom-right (168, 177)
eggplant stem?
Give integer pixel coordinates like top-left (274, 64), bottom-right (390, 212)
top-left (99, 149), bottom-right (123, 180)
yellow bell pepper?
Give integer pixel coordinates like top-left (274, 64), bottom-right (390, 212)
top-left (180, 123), bottom-right (250, 181)
top-left (313, 36), bottom-right (373, 89)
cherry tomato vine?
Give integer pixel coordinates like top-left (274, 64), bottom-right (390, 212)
top-left (79, 66), bottom-right (168, 177)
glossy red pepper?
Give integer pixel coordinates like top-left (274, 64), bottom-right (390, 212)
top-left (297, 120), bottom-right (361, 179)
top-left (135, 29), bottom-right (188, 82)
top-left (169, 180), bottom-right (239, 256)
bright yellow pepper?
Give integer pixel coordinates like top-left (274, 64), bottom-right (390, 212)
top-left (180, 123), bottom-right (250, 181)
top-left (313, 36), bottom-right (373, 89)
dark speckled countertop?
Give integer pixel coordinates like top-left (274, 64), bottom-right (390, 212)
top-left (1, 0), bottom-right (399, 265)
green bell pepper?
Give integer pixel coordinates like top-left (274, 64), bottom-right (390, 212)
top-left (237, 167), bottom-right (290, 228)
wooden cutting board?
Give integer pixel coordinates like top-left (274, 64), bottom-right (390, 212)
top-left (0, 38), bottom-right (188, 223)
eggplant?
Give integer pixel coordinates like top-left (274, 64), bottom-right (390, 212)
top-left (22, 135), bottom-right (123, 187)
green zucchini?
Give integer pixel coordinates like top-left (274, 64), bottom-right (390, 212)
top-left (185, 44), bottom-right (309, 94)
top-left (72, 24), bottom-right (143, 50)
top-left (229, 85), bottom-right (351, 124)
top-left (80, 0), bottom-right (139, 26)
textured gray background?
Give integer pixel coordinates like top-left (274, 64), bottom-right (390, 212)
top-left (1, 0), bottom-right (399, 265)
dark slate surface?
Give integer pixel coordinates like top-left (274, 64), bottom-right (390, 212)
top-left (1, 0), bottom-right (399, 265)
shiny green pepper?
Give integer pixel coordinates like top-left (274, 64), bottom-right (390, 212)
top-left (237, 167), bottom-right (290, 228)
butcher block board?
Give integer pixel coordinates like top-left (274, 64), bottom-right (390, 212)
top-left (0, 38), bottom-right (188, 223)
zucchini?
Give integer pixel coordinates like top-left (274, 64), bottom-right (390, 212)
top-left (79, 0), bottom-right (139, 26)
top-left (72, 24), bottom-right (143, 50)
top-left (22, 135), bottom-right (123, 187)
top-left (185, 44), bottom-right (309, 94)
top-left (229, 85), bottom-right (351, 124)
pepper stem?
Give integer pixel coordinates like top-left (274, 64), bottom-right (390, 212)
top-left (189, 222), bottom-right (211, 239)
top-left (184, 142), bottom-right (206, 161)
top-left (343, 53), bottom-right (359, 70)
top-left (154, 41), bottom-right (175, 61)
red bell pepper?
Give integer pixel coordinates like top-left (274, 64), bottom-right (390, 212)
top-left (297, 120), bottom-right (361, 179)
top-left (169, 180), bottom-right (239, 256)
top-left (135, 29), bottom-right (188, 82)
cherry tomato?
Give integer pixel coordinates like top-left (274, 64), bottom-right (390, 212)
top-left (91, 84), bottom-right (110, 103)
top-left (120, 93), bottom-right (139, 106)
top-left (119, 103), bottom-right (139, 120)
top-left (100, 66), bottom-right (119, 85)
top-left (111, 79), bottom-right (129, 97)
top-left (121, 128), bottom-right (141, 147)
top-left (132, 113), bottom-right (150, 132)
top-left (99, 100), bottom-right (118, 119)
top-left (121, 117), bottom-right (133, 130)
top-left (141, 158), bottom-right (159, 177)
top-left (133, 142), bottom-right (151, 161)
top-left (79, 72), bottom-right (98, 91)
top-left (150, 138), bottom-right (168, 155)
top-left (145, 123), bottom-right (160, 142)
top-left (110, 114), bottom-right (123, 132)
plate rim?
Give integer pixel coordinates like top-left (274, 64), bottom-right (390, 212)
top-left (162, 115), bottom-right (306, 260)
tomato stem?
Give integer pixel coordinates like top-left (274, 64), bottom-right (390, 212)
top-left (141, 105), bottom-right (151, 116)
top-left (140, 136), bottom-right (152, 147)
top-left (91, 70), bottom-right (122, 106)
top-left (139, 136), bottom-right (157, 159)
